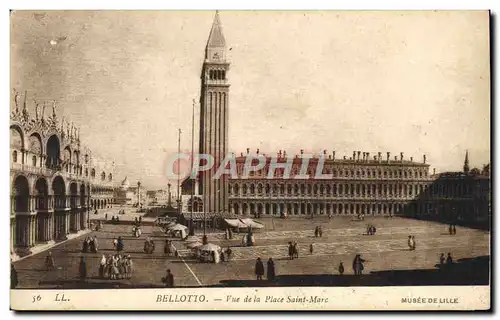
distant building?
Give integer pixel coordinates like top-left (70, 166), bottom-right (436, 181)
top-left (114, 177), bottom-right (146, 206)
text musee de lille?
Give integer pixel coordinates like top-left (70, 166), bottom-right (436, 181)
top-left (401, 297), bottom-right (459, 304)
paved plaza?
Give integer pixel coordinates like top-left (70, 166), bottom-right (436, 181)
top-left (13, 216), bottom-right (490, 288)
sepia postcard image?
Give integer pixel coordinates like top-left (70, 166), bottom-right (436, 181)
top-left (9, 10), bottom-right (491, 311)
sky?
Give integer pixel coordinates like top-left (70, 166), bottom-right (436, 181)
top-left (10, 11), bottom-right (490, 189)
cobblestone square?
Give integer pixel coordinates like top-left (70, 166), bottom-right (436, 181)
top-left (13, 216), bottom-right (489, 288)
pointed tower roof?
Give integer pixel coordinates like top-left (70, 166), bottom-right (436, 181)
top-left (206, 11), bottom-right (226, 49)
top-left (463, 150), bottom-right (470, 173)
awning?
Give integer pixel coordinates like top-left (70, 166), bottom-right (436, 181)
top-left (168, 224), bottom-right (188, 231)
top-left (224, 219), bottom-right (248, 228)
top-left (198, 243), bottom-right (221, 252)
top-left (240, 218), bottom-right (265, 229)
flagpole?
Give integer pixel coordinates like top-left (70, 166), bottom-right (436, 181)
top-left (190, 99), bottom-right (195, 236)
top-left (177, 128), bottom-right (181, 219)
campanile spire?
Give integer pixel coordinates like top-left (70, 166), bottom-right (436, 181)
top-left (199, 11), bottom-right (230, 214)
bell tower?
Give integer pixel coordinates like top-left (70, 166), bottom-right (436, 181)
top-left (199, 11), bottom-right (230, 214)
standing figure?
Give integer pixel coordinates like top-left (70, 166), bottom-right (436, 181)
top-left (411, 236), bottom-right (416, 250)
top-left (11, 263), bottom-right (18, 289)
top-left (439, 253), bottom-right (445, 266)
top-left (164, 269), bottom-right (174, 287)
top-left (226, 247), bottom-right (232, 261)
top-left (45, 251), bottom-right (55, 271)
top-left (446, 253), bottom-right (453, 265)
top-left (113, 237), bottom-right (118, 250)
top-left (407, 235), bottom-right (414, 251)
top-left (338, 261), bottom-right (344, 275)
top-left (453, 225), bottom-right (457, 235)
top-left (117, 237), bottom-right (124, 252)
top-left (449, 224), bottom-right (453, 235)
top-left (79, 256), bottom-right (87, 282)
top-left (352, 254), bottom-right (366, 276)
top-left (318, 227), bottom-right (323, 238)
top-left (288, 242), bottom-right (293, 260)
top-left (293, 242), bottom-right (299, 259)
top-left (82, 238), bottom-right (89, 253)
top-left (99, 254), bottom-right (106, 278)
top-left (255, 257), bottom-right (265, 280)
top-left (267, 258), bottom-right (276, 281)
top-left (314, 226), bottom-right (319, 238)
top-left (309, 243), bottom-right (314, 255)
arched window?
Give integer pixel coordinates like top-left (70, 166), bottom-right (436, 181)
top-left (85, 169), bottom-right (88, 177)
top-left (101, 172), bottom-right (106, 181)
top-left (12, 151), bottom-right (17, 163)
top-left (32, 155), bottom-right (37, 166)
top-left (221, 70), bottom-right (226, 80)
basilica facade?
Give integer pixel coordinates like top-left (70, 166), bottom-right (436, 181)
top-left (10, 90), bottom-right (115, 258)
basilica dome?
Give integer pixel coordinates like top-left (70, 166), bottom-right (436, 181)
top-left (121, 176), bottom-right (130, 190)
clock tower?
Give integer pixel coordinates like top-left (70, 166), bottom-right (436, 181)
top-left (199, 11), bottom-right (230, 214)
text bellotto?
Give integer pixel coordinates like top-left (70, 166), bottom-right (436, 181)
top-left (156, 295), bottom-right (206, 303)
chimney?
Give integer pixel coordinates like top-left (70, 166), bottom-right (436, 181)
top-left (283, 150), bottom-right (287, 158)
top-left (353, 151), bottom-right (356, 160)
top-left (256, 148), bottom-right (260, 154)
top-left (332, 151), bottom-right (336, 160)
top-left (433, 168), bottom-right (436, 175)
top-left (394, 156), bottom-right (397, 161)
top-left (366, 152), bottom-right (370, 161)
top-left (357, 151), bottom-right (361, 161)
top-left (300, 149), bottom-right (304, 155)
top-left (324, 150), bottom-right (327, 156)
top-left (328, 155), bottom-right (331, 160)
top-left (378, 152), bottom-right (382, 163)
top-left (349, 157), bottom-right (352, 160)
top-left (373, 155), bottom-right (377, 161)
top-left (400, 152), bottom-right (404, 162)
top-left (362, 152), bottom-right (365, 161)
top-left (387, 152), bottom-right (390, 162)
top-left (344, 156), bottom-right (347, 160)
top-left (246, 148), bottom-right (250, 154)
top-left (410, 156), bottom-right (413, 162)
top-left (423, 154), bottom-right (426, 164)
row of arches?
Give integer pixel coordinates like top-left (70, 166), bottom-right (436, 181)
top-left (234, 164), bottom-right (429, 180)
top-left (90, 199), bottom-right (113, 209)
top-left (11, 125), bottom-right (113, 182)
top-left (229, 201), bottom-right (421, 216)
top-left (12, 175), bottom-right (89, 213)
top-left (229, 182), bottom-right (428, 199)
top-left (208, 69), bottom-right (226, 80)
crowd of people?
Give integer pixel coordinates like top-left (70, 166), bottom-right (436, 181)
top-left (98, 254), bottom-right (134, 280)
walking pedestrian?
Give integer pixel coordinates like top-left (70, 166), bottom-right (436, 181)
top-left (449, 224), bottom-right (453, 235)
top-left (338, 261), bottom-right (344, 275)
top-left (255, 257), bottom-right (265, 280)
top-left (314, 226), bottom-right (319, 238)
top-left (318, 227), bottom-right (323, 238)
top-left (411, 236), bottom-right (416, 250)
top-left (452, 225), bottom-right (457, 235)
top-left (439, 253), bottom-right (445, 266)
top-left (309, 244), bottom-right (314, 255)
top-left (267, 258), bottom-right (276, 281)
top-left (288, 242), bottom-right (293, 260)
top-left (226, 247), bottom-right (232, 261)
